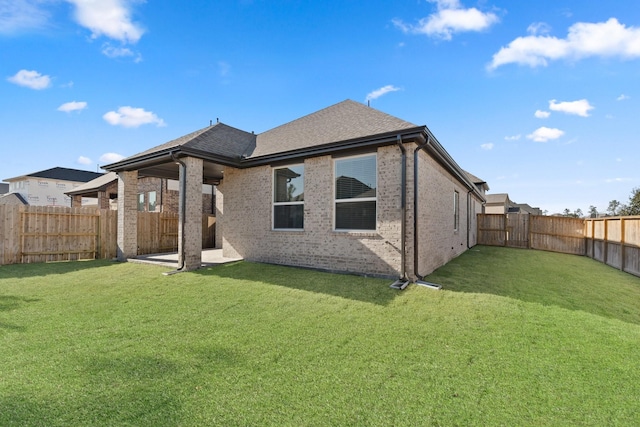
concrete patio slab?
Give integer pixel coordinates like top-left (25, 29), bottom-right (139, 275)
top-left (129, 249), bottom-right (242, 269)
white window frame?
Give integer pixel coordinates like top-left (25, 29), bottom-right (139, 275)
top-left (334, 153), bottom-right (377, 232)
top-left (272, 164), bottom-right (305, 230)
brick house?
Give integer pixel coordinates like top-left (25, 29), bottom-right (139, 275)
top-left (104, 100), bottom-right (486, 284)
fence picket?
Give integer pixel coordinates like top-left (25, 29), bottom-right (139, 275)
top-left (0, 206), bottom-right (215, 265)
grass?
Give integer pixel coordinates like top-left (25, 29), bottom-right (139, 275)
top-left (0, 246), bottom-right (639, 426)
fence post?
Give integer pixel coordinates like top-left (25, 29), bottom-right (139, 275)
top-left (620, 218), bottom-right (626, 273)
top-left (503, 214), bottom-right (508, 247)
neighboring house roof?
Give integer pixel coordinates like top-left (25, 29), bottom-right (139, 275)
top-left (485, 193), bottom-right (510, 204)
top-left (65, 172), bottom-right (118, 197)
top-left (0, 183), bottom-right (8, 194)
top-left (4, 167), bottom-right (104, 183)
top-left (0, 192), bottom-right (28, 205)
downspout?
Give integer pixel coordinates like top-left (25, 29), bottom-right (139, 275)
top-left (171, 151), bottom-right (186, 271)
top-left (467, 190), bottom-right (472, 249)
top-left (390, 135), bottom-right (410, 290)
top-left (413, 135), bottom-right (442, 290)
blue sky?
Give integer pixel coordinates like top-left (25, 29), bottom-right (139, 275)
top-left (2, 0), bottom-right (639, 214)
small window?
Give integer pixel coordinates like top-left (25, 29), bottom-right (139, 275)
top-left (148, 191), bottom-right (158, 212)
top-left (335, 154), bottom-right (377, 231)
top-left (273, 165), bottom-right (304, 229)
top-left (137, 193), bottom-right (145, 211)
top-left (454, 190), bottom-right (460, 231)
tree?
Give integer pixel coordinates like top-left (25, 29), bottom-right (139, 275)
top-left (563, 208), bottom-right (571, 217)
top-left (573, 208), bottom-right (583, 218)
top-left (588, 205), bottom-right (598, 218)
top-left (607, 200), bottom-right (622, 216)
top-left (620, 187), bottom-right (640, 216)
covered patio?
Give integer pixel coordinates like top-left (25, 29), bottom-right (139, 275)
top-left (103, 123), bottom-right (257, 271)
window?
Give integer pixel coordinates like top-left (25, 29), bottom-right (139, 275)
top-left (335, 154), bottom-right (376, 231)
top-left (137, 193), bottom-right (145, 211)
top-left (148, 191), bottom-right (158, 212)
top-left (454, 190), bottom-right (460, 231)
top-left (273, 165), bottom-right (304, 229)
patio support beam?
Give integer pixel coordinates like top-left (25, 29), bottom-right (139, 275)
top-left (116, 170), bottom-right (138, 261)
top-left (179, 156), bottom-right (203, 271)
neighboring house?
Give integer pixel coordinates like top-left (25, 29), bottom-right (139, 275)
top-left (512, 203), bottom-right (543, 215)
top-left (484, 193), bottom-right (512, 214)
top-left (0, 192), bottom-right (28, 206)
top-left (485, 193), bottom-right (542, 215)
top-left (0, 183), bottom-right (8, 195)
top-left (66, 172), bottom-right (215, 214)
top-left (2, 167), bottom-right (104, 207)
top-left (104, 100), bottom-right (487, 283)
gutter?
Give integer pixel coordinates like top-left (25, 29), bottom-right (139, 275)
top-left (467, 190), bottom-right (472, 249)
top-left (390, 135), bottom-right (410, 290)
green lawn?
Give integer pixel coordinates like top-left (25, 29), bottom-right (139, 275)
top-left (1, 246), bottom-right (640, 426)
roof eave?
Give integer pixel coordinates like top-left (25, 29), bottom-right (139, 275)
top-left (243, 126), bottom-right (426, 167)
top-left (102, 147), bottom-right (242, 172)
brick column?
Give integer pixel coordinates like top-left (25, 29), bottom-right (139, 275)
top-left (71, 195), bottom-right (82, 207)
top-left (179, 156), bottom-right (203, 270)
top-left (117, 170), bottom-right (138, 261)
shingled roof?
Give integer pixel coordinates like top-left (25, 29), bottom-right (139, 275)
top-left (104, 100), bottom-right (421, 173)
top-left (4, 167), bottom-right (104, 183)
top-left (133, 123), bottom-right (256, 161)
top-left (250, 100), bottom-right (418, 158)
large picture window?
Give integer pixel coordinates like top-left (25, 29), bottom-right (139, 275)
top-left (273, 165), bottom-right (304, 229)
top-left (335, 154), bottom-right (377, 230)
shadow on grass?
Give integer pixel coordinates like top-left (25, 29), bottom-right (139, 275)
top-left (194, 261), bottom-right (398, 306)
top-left (0, 259), bottom-right (116, 279)
top-left (0, 295), bottom-right (37, 332)
top-left (425, 245), bottom-right (640, 325)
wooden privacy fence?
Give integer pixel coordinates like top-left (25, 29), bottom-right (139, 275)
top-left (0, 205), bottom-right (215, 266)
top-left (585, 217), bottom-right (640, 277)
top-left (478, 214), bottom-right (640, 277)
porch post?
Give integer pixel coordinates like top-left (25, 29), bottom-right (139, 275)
top-left (179, 156), bottom-right (203, 270)
top-left (117, 170), bottom-right (138, 261)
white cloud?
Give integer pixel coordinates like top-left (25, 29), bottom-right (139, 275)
top-left (605, 177), bottom-right (631, 183)
top-left (504, 134), bottom-right (521, 141)
top-left (393, 0), bottom-right (499, 41)
top-left (527, 127), bottom-right (565, 142)
top-left (7, 69), bottom-right (51, 89)
top-left (101, 43), bottom-right (141, 62)
top-left (58, 101), bottom-right (88, 112)
top-left (103, 106), bottom-right (166, 128)
top-left (0, 0), bottom-right (50, 34)
top-left (527, 22), bottom-right (551, 36)
top-left (489, 18), bottom-right (640, 70)
top-left (65, 0), bottom-right (144, 44)
top-left (534, 110), bottom-right (550, 118)
top-left (99, 152), bottom-right (125, 163)
top-left (549, 99), bottom-right (594, 117)
top-left (480, 143), bottom-right (494, 150)
top-left (365, 85), bottom-right (401, 102)
top-left (77, 156), bottom-right (92, 165)
top-left (617, 94), bottom-right (630, 101)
